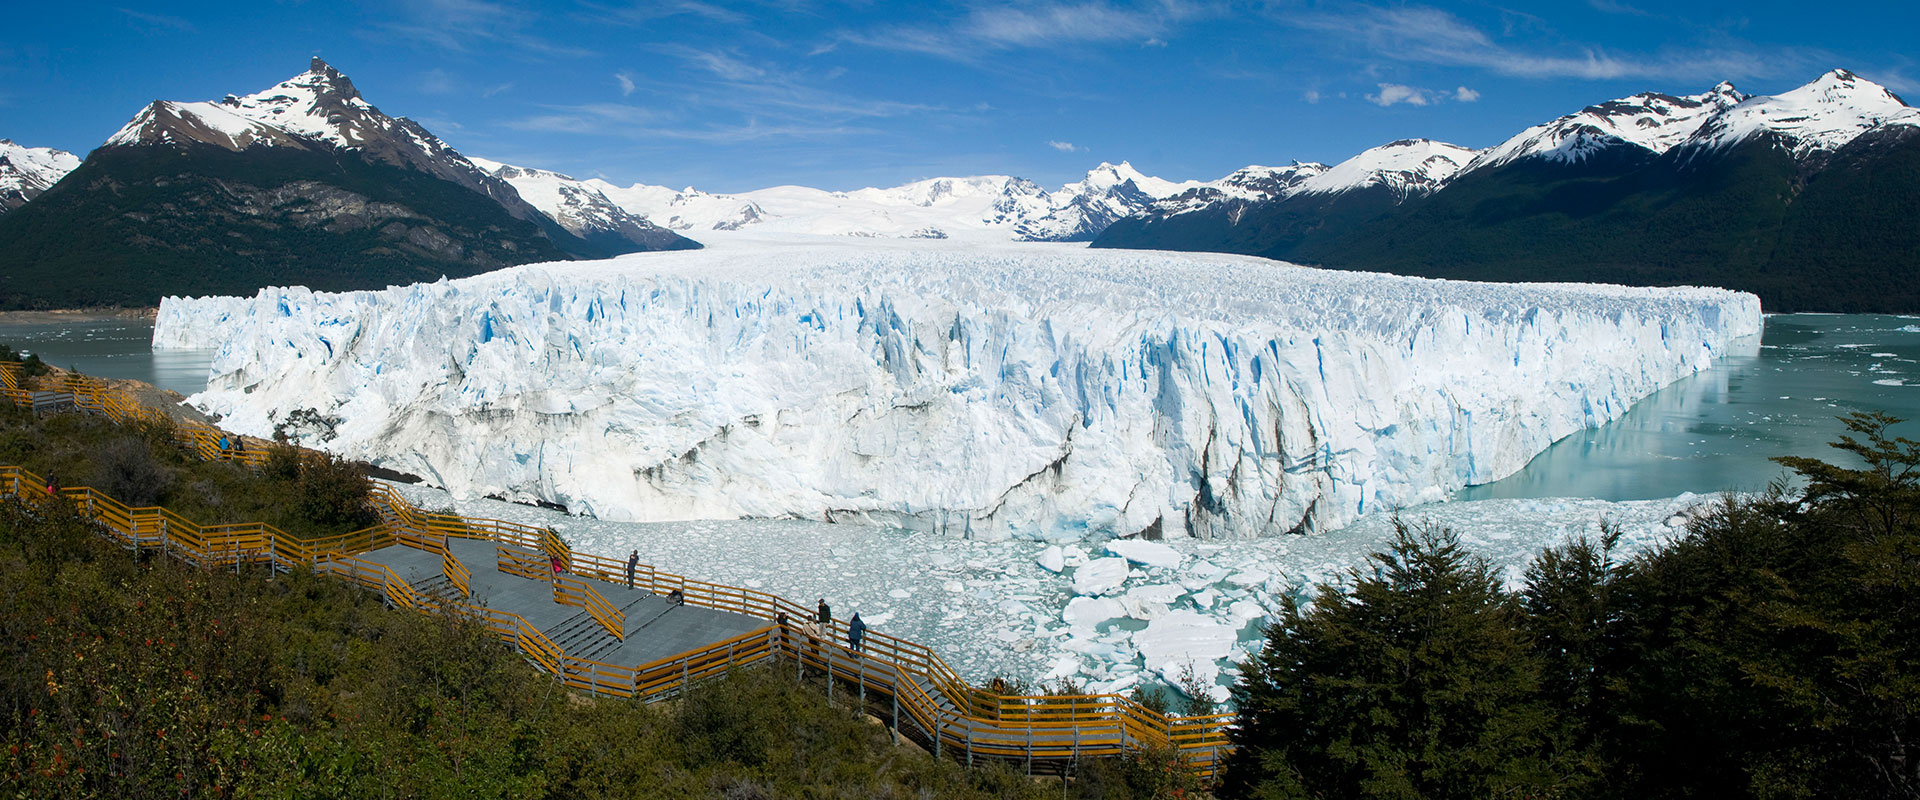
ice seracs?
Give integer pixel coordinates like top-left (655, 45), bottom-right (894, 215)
top-left (157, 237), bottom-right (1760, 544)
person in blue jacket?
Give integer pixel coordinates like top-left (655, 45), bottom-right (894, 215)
top-left (848, 612), bottom-right (867, 654)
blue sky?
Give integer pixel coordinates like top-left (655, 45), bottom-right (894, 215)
top-left (1, 1), bottom-right (1913, 192)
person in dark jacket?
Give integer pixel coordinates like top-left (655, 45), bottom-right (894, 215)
top-left (848, 612), bottom-right (867, 654)
top-left (625, 550), bottom-right (639, 588)
top-left (817, 598), bottom-right (832, 628)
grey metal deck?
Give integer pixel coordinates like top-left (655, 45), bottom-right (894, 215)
top-left (356, 537), bottom-right (768, 666)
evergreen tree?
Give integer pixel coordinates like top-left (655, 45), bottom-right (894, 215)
top-left (1601, 412), bottom-right (1920, 797)
top-left (1221, 521), bottom-right (1565, 799)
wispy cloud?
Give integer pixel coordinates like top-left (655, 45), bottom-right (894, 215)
top-left (655, 44), bottom-right (765, 81)
top-left (579, 0), bottom-right (749, 27)
top-left (418, 68), bottom-right (457, 95)
top-left (119, 8), bottom-right (195, 33)
top-left (1284, 3), bottom-right (1820, 84)
top-left (1047, 140), bottom-right (1083, 152)
top-left (417, 68), bottom-right (514, 98)
top-left (1454, 85), bottom-right (1480, 102)
top-left (1303, 89), bottom-right (1321, 104)
top-left (505, 48), bottom-right (958, 146)
top-left (831, 1), bottom-right (1217, 62)
top-left (1587, 0), bottom-right (1654, 17)
top-left (374, 0), bottom-right (598, 59)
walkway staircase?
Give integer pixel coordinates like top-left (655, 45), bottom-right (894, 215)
top-left (409, 572), bottom-right (462, 604)
top-left (0, 358), bottom-right (1236, 780)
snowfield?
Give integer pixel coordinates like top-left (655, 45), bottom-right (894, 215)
top-left (156, 236), bottom-right (1760, 541)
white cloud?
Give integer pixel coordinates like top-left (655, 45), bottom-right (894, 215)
top-left (1454, 85), bottom-right (1480, 101)
top-left (1366, 83), bottom-right (1432, 106)
top-left (418, 68), bottom-right (457, 95)
top-left (1047, 140), bottom-right (1083, 152)
top-left (1283, 3), bottom-right (1816, 84)
top-left (615, 71), bottom-right (637, 96)
top-left (833, 1), bottom-right (1219, 61)
top-left (1303, 89), bottom-right (1321, 104)
top-left (119, 8), bottom-right (196, 32)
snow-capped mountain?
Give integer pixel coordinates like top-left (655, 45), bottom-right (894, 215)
top-left (106, 57), bottom-right (547, 226)
top-left (0, 140), bottom-right (80, 214)
top-left (0, 58), bottom-right (703, 309)
top-left (1092, 142), bottom-right (1473, 254)
top-left (1092, 68), bottom-right (1920, 312)
top-left (585, 162), bottom-right (1198, 243)
top-left (1011, 162), bottom-right (1204, 241)
top-left (1679, 69), bottom-right (1919, 162)
top-left (1124, 163), bottom-right (1329, 224)
top-left (1465, 82), bottom-right (1748, 172)
top-left (1291, 138), bottom-right (1478, 200)
top-left (468, 157), bottom-right (696, 253)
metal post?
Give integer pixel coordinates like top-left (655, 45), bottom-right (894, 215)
top-left (859, 655), bottom-right (865, 705)
top-left (892, 693), bottom-right (900, 745)
top-left (966, 725), bottom-right (972, 767)
top-left (681, 656), bottom-right (689, 695)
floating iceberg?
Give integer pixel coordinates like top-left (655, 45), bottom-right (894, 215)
top-left (156, 237), bottom-right (1760, 540)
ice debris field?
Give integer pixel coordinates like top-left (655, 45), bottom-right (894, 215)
top-left (157, 237), bottom-right (1761, 543)
top-left (385, 480), bottom-right (1718, 702)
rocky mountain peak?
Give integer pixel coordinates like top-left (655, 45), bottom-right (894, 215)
top-left (1680, 67), bottom-right (1919, 161)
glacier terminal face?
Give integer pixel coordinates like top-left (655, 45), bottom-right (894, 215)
top-left (155, 238), bottom-right (1761, 541)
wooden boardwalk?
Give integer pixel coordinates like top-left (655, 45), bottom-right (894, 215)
top-left (353, 536), bottom-right (768, 669)
top-left (0, 359), bottom-right (1235, 779)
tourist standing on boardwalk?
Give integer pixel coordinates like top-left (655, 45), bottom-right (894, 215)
top-left (817, 598), bottom-right (832, 629)
top-left (848, 612), bottom-right (866, 653)
top-left (625, 550), bottom-right (639, 588)
top-left (550, 554), bottom-right (563, 582)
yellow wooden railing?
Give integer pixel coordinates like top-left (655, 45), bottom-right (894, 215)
top-left (553, 574), bottom-right (625, 641)
top-left (0, 362), bottom-right (1236, 777)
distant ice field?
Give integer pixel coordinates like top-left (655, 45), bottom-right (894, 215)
top-left (158, 236), bottom-right (1760, 542)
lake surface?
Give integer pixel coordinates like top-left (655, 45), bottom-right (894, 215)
top-left (3, 312), bottom-right (1916, 501)
top-left (0, 316), bottom-right (215, 397)
top-left (1460, 314), bottom-right (1920, 501)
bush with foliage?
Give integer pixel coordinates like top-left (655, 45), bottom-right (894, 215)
top-left (1221, 411), bottom-right (1920, 799)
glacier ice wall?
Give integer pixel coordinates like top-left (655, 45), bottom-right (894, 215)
top-left (155, 239), bottom-right (1761, 541)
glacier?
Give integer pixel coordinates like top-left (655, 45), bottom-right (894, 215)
top-left (154, 236), bottom-right (1761, 541)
